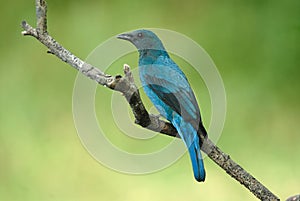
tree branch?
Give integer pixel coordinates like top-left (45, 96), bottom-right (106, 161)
top-left (21, 1), bottom-right (286, 200)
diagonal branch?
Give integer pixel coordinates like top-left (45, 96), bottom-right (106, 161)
top-left (21, 1), bottom-right (285, 200)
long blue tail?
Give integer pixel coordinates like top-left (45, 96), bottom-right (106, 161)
top-left (188, 139), bottom-right (206, 182)
top-left (173, 118), bottom-right (206, 182)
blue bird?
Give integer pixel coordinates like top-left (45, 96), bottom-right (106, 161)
top-left (117, 30), bottom-right (207, 182)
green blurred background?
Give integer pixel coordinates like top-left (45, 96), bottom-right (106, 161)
top-left (1, 0), bottom-right (299, 200)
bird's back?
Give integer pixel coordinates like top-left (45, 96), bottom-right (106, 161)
top-left (139, 50), bottom-right (203, 131)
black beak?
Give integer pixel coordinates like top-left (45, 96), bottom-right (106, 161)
top-left (117, 33), bottom-right (133, 41)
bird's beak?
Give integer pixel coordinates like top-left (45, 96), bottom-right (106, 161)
top-left (117, 33), bottom-right (133, 41)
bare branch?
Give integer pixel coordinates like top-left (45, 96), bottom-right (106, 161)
top-left (21, 1), bottom-right (284, 200)
top-left (36, 0), bottom-right (47, 33)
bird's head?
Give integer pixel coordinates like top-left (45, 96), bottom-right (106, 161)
top-left (117, 29), bottom-right (165, 51)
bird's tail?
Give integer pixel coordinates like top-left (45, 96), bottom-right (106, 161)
top-left (174, 119), bottom-right (206, 182)
top-left (188, 139), bottom-right (206, 182)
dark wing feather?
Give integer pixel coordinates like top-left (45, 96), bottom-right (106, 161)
top-left (147, 83), bottom-right (181, 115)
top-left (143, 71), bottom-right (201, 126)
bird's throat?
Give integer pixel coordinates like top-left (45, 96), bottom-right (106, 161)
top-left (138, 49), bottom-right (168, 65)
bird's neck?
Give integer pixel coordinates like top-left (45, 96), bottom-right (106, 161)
top-left (138, 49), bottom-right (169, 65)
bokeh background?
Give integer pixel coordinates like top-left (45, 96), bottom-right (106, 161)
top-left (1, 0), bottom-right (300, 200)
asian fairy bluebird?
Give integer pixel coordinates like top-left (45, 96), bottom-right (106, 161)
top-left (117, 30), bottom-right (207, 182)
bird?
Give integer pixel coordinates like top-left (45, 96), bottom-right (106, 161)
top-left (117, 29), bottom-right (207, 182)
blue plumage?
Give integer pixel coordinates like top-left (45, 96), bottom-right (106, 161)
top-left (117, 30), bottom-right (207, 182)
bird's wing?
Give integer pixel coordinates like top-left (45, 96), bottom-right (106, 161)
top-left (141, 62), bottom-right (201, 124)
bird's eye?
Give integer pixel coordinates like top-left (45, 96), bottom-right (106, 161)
top-left (137, 33), bottom-right (143, 38)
